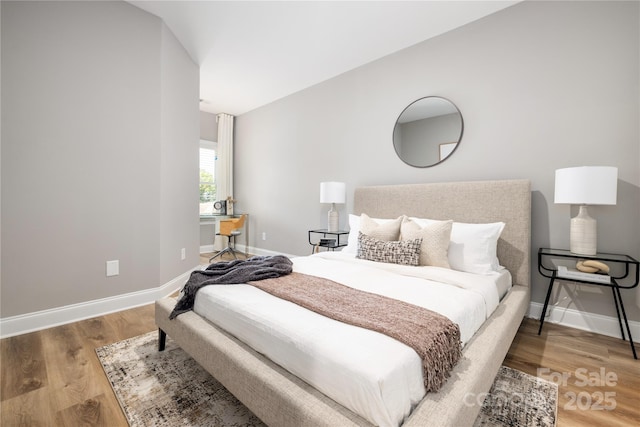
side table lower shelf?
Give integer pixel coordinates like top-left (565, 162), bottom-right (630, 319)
top-left (308, 229), bottom-right (349, 254)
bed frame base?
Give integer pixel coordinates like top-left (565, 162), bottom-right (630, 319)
top-left (156, 285), bottom-right (529, 426)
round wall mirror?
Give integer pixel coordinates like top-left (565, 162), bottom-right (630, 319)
top-left (393, 96), bottom-right (463, 168)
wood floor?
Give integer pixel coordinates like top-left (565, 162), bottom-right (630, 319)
top-left (1, 304), bottom-right (155, 426)
top-left (2, 256), bottom-right (638, 426)
top-left (503, 319), bottom-right (639, 427)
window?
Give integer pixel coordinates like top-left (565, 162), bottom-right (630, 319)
top-left (200, 140), bottom-right (217, 216)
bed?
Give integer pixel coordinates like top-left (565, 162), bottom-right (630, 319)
top-left (155, 179), bottom-right (531, 427)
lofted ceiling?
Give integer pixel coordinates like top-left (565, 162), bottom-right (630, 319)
top-left (129, 1), bottom-right (519, 116)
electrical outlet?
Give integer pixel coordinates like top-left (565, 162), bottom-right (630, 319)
top-left (262, 232), bottom-right (267, 241)
top-left (181, 248), bottom-right (186, 260)
top-left (106, 260), bottom-right (119, 277)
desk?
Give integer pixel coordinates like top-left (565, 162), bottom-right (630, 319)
top-left (537, 248), bottom-right (639, 359)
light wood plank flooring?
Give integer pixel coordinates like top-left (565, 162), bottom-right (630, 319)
top-left (2, 258), bottom-right (638, 426)
top-left (1, 304), bottom-right (156, 426)
top-left (503, 319), bottom-right (639, 427)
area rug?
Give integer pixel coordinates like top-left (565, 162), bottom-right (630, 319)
top-left (96, 332), bottom-right (557, 427)
top-left (473, 365), bottom-right (557, 427)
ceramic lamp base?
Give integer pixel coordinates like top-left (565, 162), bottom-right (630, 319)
top-left (327, 204), bottom-right (339, 232)
top-left (570, 205), bottom-right (597, 255)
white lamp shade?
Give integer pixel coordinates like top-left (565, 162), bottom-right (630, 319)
top-left (320, 182), bottom-right (346, 204)
top-left (554, 166), bottom-right (618, 205)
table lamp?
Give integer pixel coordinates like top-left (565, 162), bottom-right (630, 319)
top-left (554, 166), bottom-right (618, 255)
top-left (320, 182), bottom-right (346, 232)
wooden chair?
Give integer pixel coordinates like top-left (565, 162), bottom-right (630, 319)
top-left (209, 214), bottom-right (247, 261)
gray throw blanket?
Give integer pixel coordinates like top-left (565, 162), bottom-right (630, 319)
top-left (169, 255), bottom-right (293, 319)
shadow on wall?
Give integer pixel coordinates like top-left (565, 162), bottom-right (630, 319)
top-left (530, 190), bottom-right (550, 302)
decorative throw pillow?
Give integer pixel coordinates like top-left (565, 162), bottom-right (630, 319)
top-left (357, 232), bottom-right (422, 266)
top-left (359, 213), bottom-right (403, 241)
top-left (408, 217), bottom-right (505, 274)
top-left (343, 214), bottom-right (404, 254)
top-left (400, 218), bottom-right (452, 268)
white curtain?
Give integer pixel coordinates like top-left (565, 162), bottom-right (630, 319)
top-left (216, 113), bottom-right (234, 202)
top-left (212, 113), bottom-right (234, 252)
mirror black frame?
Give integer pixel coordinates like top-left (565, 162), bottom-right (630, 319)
top-left (392, 96), bottom-right (464, 168)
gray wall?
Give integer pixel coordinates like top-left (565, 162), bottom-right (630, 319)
top-left (235, 1), bottom-right (640, 321)
top-left (1, 1), bottom-right (199, 318)
top-left (159, 23), bottom-right (201, 283)
top-left (200, 111), bottom-right (218, 142)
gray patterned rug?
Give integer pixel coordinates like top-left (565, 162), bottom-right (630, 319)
top-left (473, 365), bottom-right (557, 427)
top-left (96, 332), bottom-right (557, 427)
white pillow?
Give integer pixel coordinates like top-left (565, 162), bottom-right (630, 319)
top-left (343, 214), bottom-right (403, 254)
top-left (410, 217), bottom-right (505, 274)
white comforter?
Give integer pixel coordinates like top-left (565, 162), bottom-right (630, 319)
top-left (193, 252), bottom-right (508, 427)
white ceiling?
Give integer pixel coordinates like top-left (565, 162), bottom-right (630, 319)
top-left (128, 1), bottom-right (518, 116)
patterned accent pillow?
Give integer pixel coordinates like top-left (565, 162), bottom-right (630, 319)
top-left (400, 218), bottom-right (453, 268)
top-left (357, 232), bottom-right (422, 266)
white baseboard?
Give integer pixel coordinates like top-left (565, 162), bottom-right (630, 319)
top-left (202, 243), bottom-right (297, 259)
top-left (0, 266), bottom-right (198, 339)
top-left (200, 244), bottom-right (215, 253)
top-left (201, 239), bottom-right (301, 260)
top-left (528, 302), bottom-right (640, 340)
top-left (239, 244), bottom-right (297, 258)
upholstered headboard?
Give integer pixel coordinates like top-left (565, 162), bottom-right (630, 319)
top-left (353, 179), bottom-right (531, 287)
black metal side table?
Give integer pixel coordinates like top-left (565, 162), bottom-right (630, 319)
top-left (308, 229), bottom-right (349, 254)
top-left (537, 248), bottom-right (639, 359)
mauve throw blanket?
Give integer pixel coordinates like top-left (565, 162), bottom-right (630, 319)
top-left (249, 272), bottom-right (462, 392)
top-left (169, 255), bottom-right (293, 319)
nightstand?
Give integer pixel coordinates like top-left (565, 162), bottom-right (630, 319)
top-left (308, 229), bottom-right (349, 253)
top-left (537, 248), bottom-right (639, 359)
